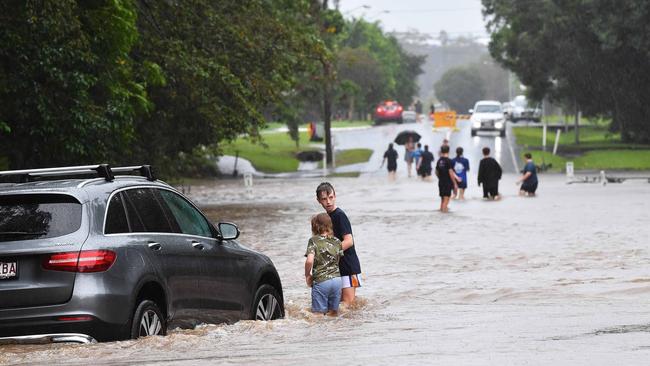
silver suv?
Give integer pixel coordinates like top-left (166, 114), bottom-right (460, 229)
top-left (0, 165), bottom-right (284, 344)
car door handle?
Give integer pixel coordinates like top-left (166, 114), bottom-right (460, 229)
top-left (191, 241), bottom-right (204, 250)
top-left (148, 242), bottom-right (162, 251)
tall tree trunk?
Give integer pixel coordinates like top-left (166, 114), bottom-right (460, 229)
top-left (323, 62), bottom-right (333, 167)
top-left (574, 101), bottom-right (580, 145)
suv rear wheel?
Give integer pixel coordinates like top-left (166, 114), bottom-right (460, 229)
top-left (130, 300), bottom-right (167, 339)
top-left (251, 284), bottom-right (284, 321)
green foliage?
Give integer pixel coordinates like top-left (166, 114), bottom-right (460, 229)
top-left (434, 67), bottom-right (486, 112)
top-left (483, 0), bottom-right (650, 143)
top-left (339, 19), bottom-right (425, 111)
top-left (0, 0), bottom-right (142, 168)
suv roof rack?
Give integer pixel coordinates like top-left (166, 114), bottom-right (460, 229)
top-left (0, 164), bottom-right (156, 183)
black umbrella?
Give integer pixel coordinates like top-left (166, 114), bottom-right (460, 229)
top-left (394, 130), bottom-right (421, 145)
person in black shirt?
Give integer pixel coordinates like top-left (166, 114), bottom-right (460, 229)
top-left (380, 143), bottom-right (398, 181)
top-left (435, 145), bottom-right (460, 212)
top-left (477, 147), bottom-right (503, 200)
top-left (416, 144), bottom-right (434, 181)
top-left (315, 182), bottom-right (362, 305)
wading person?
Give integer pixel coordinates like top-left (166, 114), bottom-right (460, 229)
top-left (404, 137), bottom-right (415, 177)
top-left (517, 153), bottom-right (538, 196)
top-left (435, 145), bottom-right (460, 212)
top-left (477, 147), bottom-right (502, 200)
top-left (451, 147), bottom-right (469, 200)
top-left (412, 143), bottom-right (423, 173)
top-left (416, 144), bottom-right (434, 181)
top-left (304, 213), bottom-right (344, 316)
top-left (316, 182), bottom-right (361, 304)
top-left (380, 143), bottom-right (398, 181)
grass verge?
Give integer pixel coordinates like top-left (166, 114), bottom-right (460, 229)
top-left (335, 149), bottom-right (373, 166)
top-left (221, 131), bottom-right (316, 173)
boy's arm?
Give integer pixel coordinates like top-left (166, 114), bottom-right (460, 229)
top-left (341, 234), bottom-right (353, 251)
top-left (304, 253), bottom-right (314, 287)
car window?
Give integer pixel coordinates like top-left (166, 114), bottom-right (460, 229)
top-left (123, 189), bottom-right (174, 233)
top-left (105, 193), bottom-right (129, 234)
top-left (0, 194), bottom-right (81, 242)
top-left (158, 190), bottom-right (212, 238)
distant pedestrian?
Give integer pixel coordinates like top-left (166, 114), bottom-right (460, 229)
top-left (412, 143), bottom-right (423, 168)
top-left (315, 183), bottom-right (361, 304)
top-left (415, 100), bottom-right (423, 121)
top-left (381, 143), bottom-right (398, 181)
top-left (304, 213), bottom-right (344, 316)
top-left (404, 137), bottom-right (415, 177)
top-left (477, 147), bottom-right (502, 200)
top-left (451, 147), bottom-right (470, 200)
top-left (435, 145), bottom-right (461, 212)
top-left (416, 144), bottom-right (434, 181)
top-left (430, 103), bottom-right (436, 115)
top-left (517, 153), bottom-right (538, 196)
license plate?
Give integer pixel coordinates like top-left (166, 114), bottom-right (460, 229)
top-left (0, 261), bottom-right (17, 279)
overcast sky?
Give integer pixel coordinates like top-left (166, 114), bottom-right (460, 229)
top-left (337, 0), bottom-right (489, 42)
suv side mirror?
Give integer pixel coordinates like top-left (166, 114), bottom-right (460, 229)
top-left (469, 109), bottom-right (474, 114)
top-left (217, 222), bottom-right (240, 240)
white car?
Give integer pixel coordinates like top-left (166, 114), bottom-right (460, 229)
top-left (510, 95), bottom-right (541, 122)
top-left (402, 111), bottom-right (417, 123)
top-left (469, 100), bottom-right (506, 137)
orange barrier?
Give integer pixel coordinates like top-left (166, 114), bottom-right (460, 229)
top-left (432, 111), bottom-right (457, 128)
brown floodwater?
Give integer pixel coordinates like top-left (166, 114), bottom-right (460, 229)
top-left (2, 174), bottom-right (650, 365)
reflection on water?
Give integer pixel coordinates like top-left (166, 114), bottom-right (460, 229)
top-left (2, 175), bottom-right (650, 364)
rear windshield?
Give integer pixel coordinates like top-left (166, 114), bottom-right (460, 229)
top-left (0, 194), bottom-right (82, 242)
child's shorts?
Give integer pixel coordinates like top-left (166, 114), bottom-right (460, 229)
top-left (341, 273), bottom-right (363, 289)
top-left (312, 277), bottom-right (342, 313)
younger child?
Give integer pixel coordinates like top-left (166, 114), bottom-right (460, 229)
top-left (305, 213), bottom-right (344, 315)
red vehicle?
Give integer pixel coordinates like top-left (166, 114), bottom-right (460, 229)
top-left (374, 100), bottom-right (403, 124)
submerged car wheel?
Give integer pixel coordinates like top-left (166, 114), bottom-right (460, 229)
top-left (131, 300), bottom-right (167, 339)
top-left (252, 284), bottom-right (284, 321)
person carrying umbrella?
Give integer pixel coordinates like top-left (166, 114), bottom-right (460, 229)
top-left (394, 130), bottom-right (421, 178)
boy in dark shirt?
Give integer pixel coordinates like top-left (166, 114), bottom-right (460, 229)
top-left (517, 153), bottom-right (538, 196)
top-left (435, 145), bottom-right (460, 212)
top-left (315, 182), bottom-right (361, 305)
top-left (477, 147), bottom-right (503, 200)
top-left (416, 145), bottom-right (434, 181)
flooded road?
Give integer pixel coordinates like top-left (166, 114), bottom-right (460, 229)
top-left (2, 174), bottom-right (650, 365)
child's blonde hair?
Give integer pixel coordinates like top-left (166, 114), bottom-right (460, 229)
top-left (311, 213), bottom-right (333, 237)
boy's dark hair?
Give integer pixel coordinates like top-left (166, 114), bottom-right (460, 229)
top-left (524, 153), bottom-right (532, 159)
top-left (311, 213), bottom-right (333, 236)
top-left (482, 147), bottom-right (490, 155)
top-left (316, 182), bottom-right (335, 198)
top-left (424, 144), bottom-right (429, 151)
top-left (456, 147), bottom-right (463, 156)
top-left (417, 142), bottom-right (422, 148)
top-left (440, 145), bottom-right (450, 154)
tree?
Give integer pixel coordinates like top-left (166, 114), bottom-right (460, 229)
top-left (132, 0), bottom-right (323, 175)
top-left (0, 0), bottom-right (144, 168)
top-left (483, 0), bottom-right (650, 143)
top-left (434, 67), bottom-right (486, 112)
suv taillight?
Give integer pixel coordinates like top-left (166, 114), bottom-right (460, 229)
top-left (43, 250), bottom-right (116, 273)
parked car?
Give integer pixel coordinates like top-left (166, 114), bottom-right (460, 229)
top-left (509, 95), bottom-right (541, 122)
top-left (469, 100), bottom-right (507, 137)
top-left (401, 110), bottom-right (417, 123)
top-left (374, 100), bottom-right (403, 124)
top-left (0, 165), bottom-right (284, 344)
